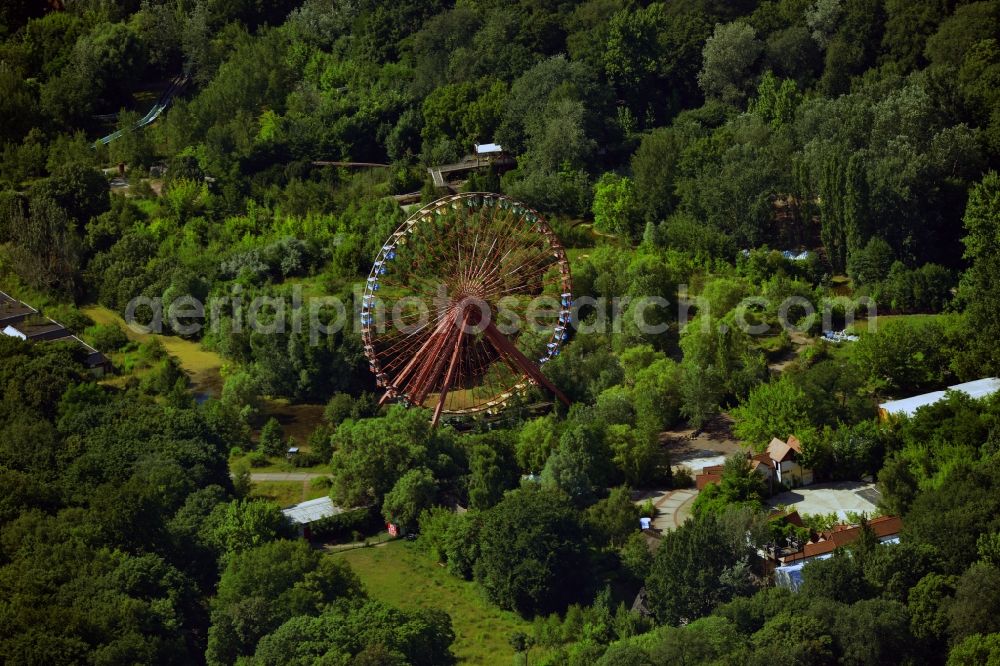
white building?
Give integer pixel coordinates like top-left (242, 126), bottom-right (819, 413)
top-left (879, 377), bottom-right (1000, 419)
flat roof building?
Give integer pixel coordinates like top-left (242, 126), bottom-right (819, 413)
top-left (879, 378), bottom-right (1000, 418)
top-left (0, 291), bottom-right (111, 375)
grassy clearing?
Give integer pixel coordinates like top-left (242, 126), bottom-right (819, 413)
top-left (82, 305), bottom-right (225, 396)
top-left (260, 398), bottom-right (326, 446)
top-left (236, 459), bottom-right (330, 474)
top-left (846, 312), bottom-right (949, 335)
top-left (250, 480), bottom-right (327, 507)
top-left (565, 247), bottom-right (593, 263)
top-left (275, 274), bottom-right (339, 299)
top-left (335, 541), bottom-right (543, 665)
top-left (830, 274), bottom-right (852, 296)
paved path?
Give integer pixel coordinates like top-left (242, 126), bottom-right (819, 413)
top-left (249, 472), bottom-right (329, 482)
top-left (636, 488), bottom-right (698, 533)
top-left (655, 489), bottom-right (698, 530)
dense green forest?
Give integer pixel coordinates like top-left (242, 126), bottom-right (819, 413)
top-left (3, 0), bottom-right (1000, 664)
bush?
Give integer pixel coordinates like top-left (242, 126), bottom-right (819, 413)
top-left (136, 338), bottom-right (167, 364)
top-left (310, 476), bottom-right (332, 491)
top-left (309, 507), bottom-right (380, 540)
top-left (83, 323), bottom-right (129, 352)
top-left (44, 304), bottom-right (93, 332)
top-left (246, 451), bottom-right (268, 467)
top-left (289, 450), bottom-right (322, 467)
top-left (672, 468), bottom-right (694, 489)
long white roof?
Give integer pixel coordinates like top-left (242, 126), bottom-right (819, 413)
top-left (281, 496), bottom-right (345, 524)
top-left (879, 377), bottom-right (1000, 417)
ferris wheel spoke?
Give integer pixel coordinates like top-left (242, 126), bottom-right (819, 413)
top-left (378, 333), bottom-right (431, 373)
top-left (473, 209), bottom-right (535, 283)
top-left (495, 242), bottom-right (555, 283)
top-left (489, 271), bottom-right (564, 302)
top-left (379, 313), bottom-right (456, 401)
top-left (376, 302), bottom-right (459, 364)
top-left (431, 309), bottom-right (473, 426)
top-left (405, 315), bottom-right (465, 408)
top-left (481, 321), bottom-right (570, 408)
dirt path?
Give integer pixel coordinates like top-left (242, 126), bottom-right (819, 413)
top-left (248, 472), bottom-right (329, 482)
top-left (661, 413), bottom-right (744, 472)
top-left (767, 330), bottom-right (812, 375)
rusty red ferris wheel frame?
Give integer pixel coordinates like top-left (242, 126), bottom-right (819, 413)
top-left (361, 192), bottom-right (572, 425)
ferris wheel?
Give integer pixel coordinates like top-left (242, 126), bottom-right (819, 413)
top-left (361, 193), bottom-right (572, 425)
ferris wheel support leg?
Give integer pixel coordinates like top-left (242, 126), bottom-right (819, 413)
top-left (482, 322), bottom-right (571, 408)
top-left (379, 314), bottom-right (455, 407)
top-left (431, 311), bottom-right (471, 427)
top-left (408, 325), bottom-right (457, 408)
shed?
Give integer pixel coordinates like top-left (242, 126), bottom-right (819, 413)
top-left (282, 496), bottom-right (345, 539)
top-left (475, 142), bottom-right (502, 155)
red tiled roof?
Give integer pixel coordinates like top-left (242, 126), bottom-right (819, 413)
top-left (784, 510), bottom-right (804, 527)
top-left (867, 515), bottom-right (902, 538)
top-left (781, 516), bottom-right (902, 563)
top-left (696, 473), bottom-right (722, 490)
top-left (767, 509), bottom-right (804, 527)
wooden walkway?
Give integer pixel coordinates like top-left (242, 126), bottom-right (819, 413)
top-left (312, 161), bottom-right (390, 168)
top-left (428, 158), bottom-right (483, 187)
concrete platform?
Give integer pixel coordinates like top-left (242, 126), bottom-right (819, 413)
top-left (767, 481), bottom-right (880, 520)
top-left (673, 453), bottom-right (728, 473)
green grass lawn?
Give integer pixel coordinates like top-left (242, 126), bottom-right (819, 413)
top-left (250, 479), bottom-right (327, 507)
top-left (230, 452), bottom-right (330, 474)
top-left (846, 312), bottom-right (949, 335)
top-left (243, 459), bottom-right (330, 473)
top-left (335, 541), bottom-right (543, 665)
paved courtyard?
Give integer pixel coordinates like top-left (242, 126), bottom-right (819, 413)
top-left (767, 481), bottom-right (881, 520)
